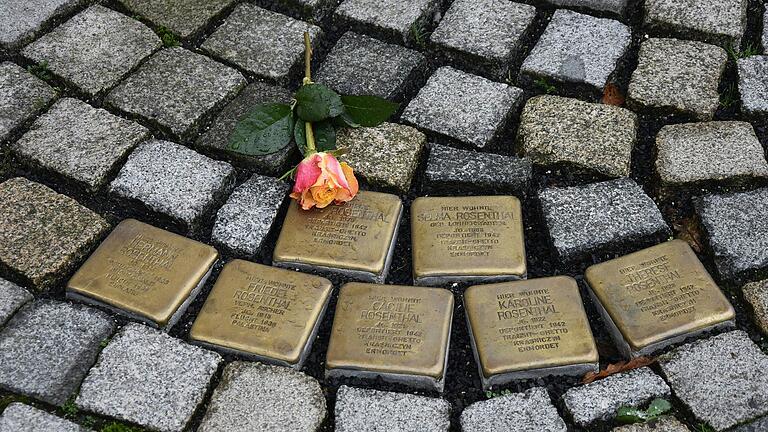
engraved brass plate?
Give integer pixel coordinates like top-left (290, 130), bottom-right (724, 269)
top-left (189, 260), bottom-right (333, 364)
top-left (411, 196), bottom-right (526, 282)
top-left (585, 239), bottom-right (735, 351)
top-left (273, 191), bottom-right (402, 276)
top-left (326, 282), bottom-right (454, 379)
top-left (67, 219), bottom-right (218, 326)
top-left (465, 276), bottom-right (598, 378)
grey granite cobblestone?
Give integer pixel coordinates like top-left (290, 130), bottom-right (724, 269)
top-left (540, 0), bottom-right (629, 17)
top-left (518, 95), bottom-right (637, 177)
top-left (110, 140), bottom-right (236, 231)
top-left (519, 9), bottom-right (631, 93)
top-left (612, 416), bottom-right (690, 432)
top-left (0, 62), bottom-right (56, 143)
top-left (0, 177), bottom-right (109, 290)
top-left (198, 362), bottom-right (326, 432)
top-left (539, 178), bottom-right (670, 264)
top-left (76, 323), bottom-right (222, 432)
top-left (738, 55), bottom-right (768, 118)
top-left (106, 47), bottom-right (245, 142)
top-left (0, 278), bottom-right (32, 326)
top-left (402, 66), bottom-right (523, 149)
top-left (424, 144), bottom-right (532, 196)
top-left (202, 4), bottom-right (322, 85)
top-left (430, 0), bottom-right (536, 80)
top-left (21, 5), bottom-right (160, 96)
top-left (695, 187), bottom-right (768, 282)
top-left (0, 403), bottom-right (92, 432)
top-left (212, 174), bottom-right (289, 258)
top-left (743, 279), bottom-right (768, 335)
top-left (333, 0), bottom-right (441, 45)
top-left (0, 0), bottom-right (87, 51)
top-left (643, 0), bottom-right (748, 48)
top-left (563, 367), bottom-right (671, 426)
top-left (12, 98), bottom-right (150, 190)
top-left (659, 331), bottom-right (768, 431)
top-left (461, 387), bottom-right (566, 432)
top-left (316, 31), bottom-right (426, 100)
top-left (335, 386), bottom-right (451, 432)
top-left (627, 38), bottom-right (727, 120)
top-left (117, 0), bottom-right (236, 39)
top-left (0, 300), bottom-right (114, 406)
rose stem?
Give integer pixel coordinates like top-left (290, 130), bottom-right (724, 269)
top-left (303, 31), bottom-right (317, 154)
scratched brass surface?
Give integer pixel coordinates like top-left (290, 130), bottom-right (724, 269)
top-left (67, 219), bottom-right (218, 326)
top-left (273, 191), bottom-right (402, 274)
top-left (411, 196), bottom-right (526, 280)
top-left (465, 276), bottom-right (598, 377)
top-left (585, 239), bottom-right (735, 351)
top-left (326, 282), bottom-right (454, 378)
top-left (190, 260), bottom-right (332, 363)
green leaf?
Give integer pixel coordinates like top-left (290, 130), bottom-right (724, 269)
top-left (341, 95), bottom-right (399, 127)
top-left (294, 121), bottom-right (337, 155)
top-left (645, 399), bottom-right (672, 417)
top-left (227, 103), bottom-right (293, 156)
top-left (616, 407), bottom-right (647, 424)
top-left (295, 83), bottom-right (344, 122)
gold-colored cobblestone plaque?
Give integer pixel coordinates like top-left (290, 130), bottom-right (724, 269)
top-left (411, 196), bottom-right (526, 286)
top-left (325, 282), bottom-right (454, 391)
top-left (465, 276), bottom-right (598, 389)
top-left (585, 239), bottom-right (735, 357)
top-left (273, 191), bottom-right (403, 283)
top-left (189, 260), bottom-right (333, 368)
top-left (67, 219), bottom-right (218, 330)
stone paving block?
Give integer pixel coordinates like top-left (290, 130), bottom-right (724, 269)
top-left (424, 144), bottom-right (532, 196)
top-left (211, 174), bottom-right (289, 258)
top-left (0, 62), bottom-right (56, 142)
top-left (76, 323), bottom-right (222, 432)
top-left (563, 367), bottom-right (671, 426)
top-left (0, 300), bottom-right (114, 405)
top-left (280, 0), bottom-right (339, 22)
top-left (659, 331), bottom-right (768, 431)
top-left (519, 9), bottom-right (631, 93)
top-left (644, 0), bottom-right (748, 48)
top-left (334, 0), bottom-right (441, 45)
top-left (105, 47), bottom-right (245, 142)
top-left (13, 98), bottom-right (150, 191)
top-left (0, 177), bottom-right (109, 290)
top-left (316, 31), bottom-right (426, 100)
top-left (695, 188), bottom-right (768, 282)
top-left (627, 38), bottom-right (727, 121)
top-left (196, 82), bottom-right (296, 175)
top-left (335, 385), bottom-right (451, 432)
top-left (0, 403), bottom-right (92, 432)
top-left (540, 178), bottom-right (670, 265)
top-left (117, 0), bottom-right (236, 39)
top-left (198, 362), bottom-right (326, 432)
top-left (430, 0), bottom-right (536, 80)
top-left (655, 121), bottom-right (768, 188)
top-left (110, 140), bottom-right (235, 231)
top-left (738, 55), bottom-right (768, 118)
top-left (0, 0), bottom-right (87, 51)
top-left (201, 4), bottom-right (322, 85)
top-left (460, 387), bottom-right (567, 432)
top-left (733, 416), bottom-right (768, 432)
top-left (743, 279), bottom-right (768, 335)
top-left (337, 122), bottom-right (425, 193)
top-left (612, 416), bottom-right (690, 431)
top-left (21, 5), bottom-right (160, 96)
top-left (402, 66), bottom-right (523, 149)
top-left (518, 95), bottom-right (637, 177)
top-left (0, 278), bottom-right (32, 326)
top-left (541, 0), bottom-right (629, 17)
top-left (764, 12), bottom-right (768, 53)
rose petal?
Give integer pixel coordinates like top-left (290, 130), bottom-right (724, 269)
top-left (292, 154), bottom-right (322, 195)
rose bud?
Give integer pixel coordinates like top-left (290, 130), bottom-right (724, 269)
top-left (290, 152), bottom-right (359, 210)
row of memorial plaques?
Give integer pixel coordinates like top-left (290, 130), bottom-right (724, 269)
top-left (65, 215), bottom-right (735, 391)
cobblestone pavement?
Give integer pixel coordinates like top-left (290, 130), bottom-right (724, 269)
top-left (1, 0), bottom-right (768, 431)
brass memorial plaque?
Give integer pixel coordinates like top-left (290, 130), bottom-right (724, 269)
top-left (67, 219), bottom-right (218, 330)
top-left (189, 260), bottom-right (333, 368)
top-left (411, 196), bottom-right (526, 286)
top-left (325, 282), bottom-right (454, 391)
top-left (465, 276), bottom-right (598, 389)
top-left (272, 191), bottom-right (403, 282)
top-left (585, 239), bottom-right (735, 357)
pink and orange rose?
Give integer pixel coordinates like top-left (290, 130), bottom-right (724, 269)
top-left (290, 152), bottom-right (359, 210)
